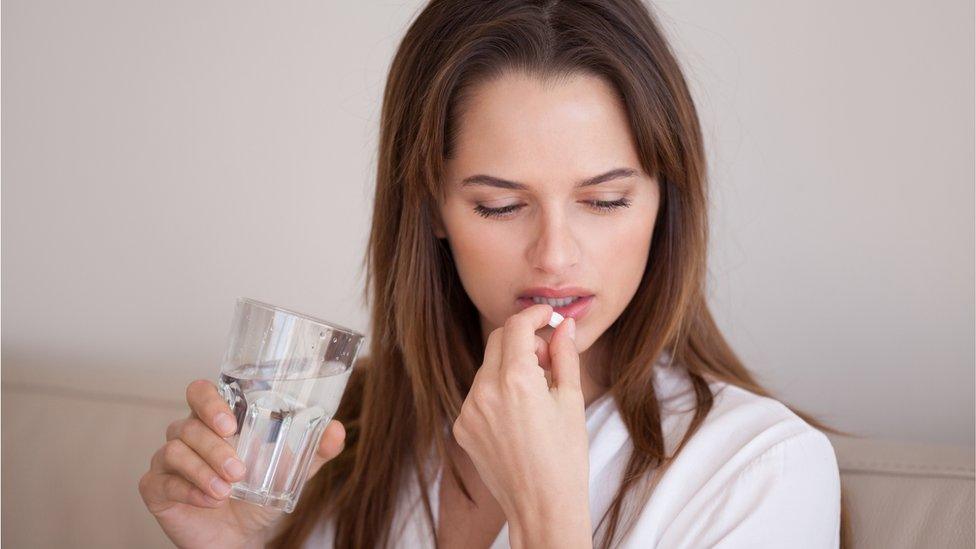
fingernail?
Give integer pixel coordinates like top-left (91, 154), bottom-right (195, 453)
top-left (567, 318), bottom-right (576, 340)
top-left (211, 477), bottom-right (231, 497)
top-left (224, 458), bottom-right (246, 478)
top-left (215, 413), bottom-right (236, 435)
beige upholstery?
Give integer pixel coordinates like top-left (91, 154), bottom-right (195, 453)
top-left (1, 383), bottom-right (183, 548)
top-left (828, 434), bottom-right (975, 548)
top-left (2, 380), bottom-right (973, 548)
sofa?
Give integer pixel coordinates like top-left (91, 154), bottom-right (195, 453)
top-left (2, 373), bottom-right (972, 548)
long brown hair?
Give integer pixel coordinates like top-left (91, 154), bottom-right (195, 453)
top-left (270, 1), bottom-right (851, 547)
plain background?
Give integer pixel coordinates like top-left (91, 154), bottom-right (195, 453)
top-left (3, 0), bottom-right (973, 452)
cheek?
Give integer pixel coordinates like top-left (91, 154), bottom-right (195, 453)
top-left (618, 218), bottom-right (655, 276)
top-left (591, 214), bottom-right (655, 314)
top-left (444, 219), bottom-right (518, 312)
top-left (452, 238), bottom-right (495, 284)
top-left (448, 212), bottom-right (500, 269)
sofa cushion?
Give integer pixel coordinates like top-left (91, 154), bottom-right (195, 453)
top-left (829, 434), bottom-right (975, 548)
top-left (2, 383), bottom-right (184, 548)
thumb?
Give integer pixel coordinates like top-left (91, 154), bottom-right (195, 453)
top-left (307, 420), bottom-right (346, 477)
top-left (550, 317), bottom-right (582, 394)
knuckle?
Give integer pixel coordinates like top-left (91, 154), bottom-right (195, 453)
top-left (185, 420), bottom-right (224, 457)
top-left (478, 380), bottom-right (494, 397)
top-left (193, 459), bottom-right (217, 483)
top-left (465, 385), bottom-right (483, 404)
top-left (499, 370), bottom-right (519, 388)
top-left (177, 418), bottom-right (197, 440)
top-left (205, 437), bottom-right (233, 465)
top-left (165, 419), bottom-right (183, 440)
top-left (470, 388), bottom-right (494, 411)
top-left (561, 385), bottom-right (584, 402)
top-left (163, 475), bottom-right (185, 500)
top-left (137, 472), bottom-right (152, 497)
top-left (162, 439), bottom-right (183, 463)
top-left (502, 372), bottom-right (533, 394)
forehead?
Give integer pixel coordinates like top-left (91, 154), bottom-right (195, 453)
top-left (448, 71), bottom-right (641, 185)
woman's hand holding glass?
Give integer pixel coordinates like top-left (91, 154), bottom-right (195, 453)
top-left (138, 379), bottom-right (347, 549)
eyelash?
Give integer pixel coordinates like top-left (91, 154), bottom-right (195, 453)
top-left (473, 198), bottom-right (632, 219)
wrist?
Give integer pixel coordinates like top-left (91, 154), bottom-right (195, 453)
top-left (239, 523), bottom-right (278, 549)
top-left (507, 497), bottom-right (592, 549)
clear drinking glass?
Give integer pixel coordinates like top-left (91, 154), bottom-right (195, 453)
top-left (216, 297), bottom-right (365, 513)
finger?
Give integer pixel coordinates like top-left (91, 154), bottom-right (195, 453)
top-left (306, 420), bottom-right (347, 478)
top-left (500, 303), bottom-right (554, 375)
top-left (168, 417), bottom-right (246, 483)
top-left (536, 335), bottom-right (553, 388)
top-left (477, 328), bottom-right (505, 378)
top-left (152, 439), bottom-right (234, 500)
top-left (185, 379), bottom-right (237, 437)
top-left (534, 334), bottom-right (552, 371)
top-left (550, 317), bottom-right (582, 394)
top-left (139, 471), bottom-right (224, 512)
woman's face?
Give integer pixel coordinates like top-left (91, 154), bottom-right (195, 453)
top-left (435, 71), bottom-right (660, 353)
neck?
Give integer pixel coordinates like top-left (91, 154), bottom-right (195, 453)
top-left (578, 334), bottom-right (611, 408)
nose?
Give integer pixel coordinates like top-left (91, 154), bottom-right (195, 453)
top-left (526, 206), bottom-right (580, 274)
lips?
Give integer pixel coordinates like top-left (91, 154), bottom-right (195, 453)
top-left (517, 286), bottom-right (594, 299)
top-left (516, 295), bottom-right (595, 321)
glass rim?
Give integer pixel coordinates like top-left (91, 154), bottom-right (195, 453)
top-left (237, 297), bottom-right (364, 339)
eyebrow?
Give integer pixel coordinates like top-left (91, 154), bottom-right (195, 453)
top-left (460, 167), bottom-right (638, 190)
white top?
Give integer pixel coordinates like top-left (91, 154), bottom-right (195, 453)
top-left (305, 359), bottom-right (841, 547)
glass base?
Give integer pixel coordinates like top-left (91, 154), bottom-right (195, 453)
top-left (229, 485), bottom-right (298, 513)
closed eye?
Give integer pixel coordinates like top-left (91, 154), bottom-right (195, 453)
top-left (473, 198), bottom-right (631, 219)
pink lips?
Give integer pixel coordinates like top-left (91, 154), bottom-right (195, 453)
top-left (516, 295), bottom-right (594, 322)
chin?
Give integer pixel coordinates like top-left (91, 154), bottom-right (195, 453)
top-left (573, 332), bottom-right (593, 353)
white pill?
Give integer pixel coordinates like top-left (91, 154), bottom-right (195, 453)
top-left (548, 311), bottom-right (565, 328)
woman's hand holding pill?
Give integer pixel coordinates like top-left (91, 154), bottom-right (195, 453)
top-left (138, 379), bottom-right (347, 549)
top-left (452, 303), bottom-right (592, 547)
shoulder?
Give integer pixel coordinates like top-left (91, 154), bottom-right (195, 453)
top-left (628, 369), bottom-right (841, 546)
top-left (654, 365), bottom-right (838, 475)
top-left (704, 380), bottom-right (838, 473)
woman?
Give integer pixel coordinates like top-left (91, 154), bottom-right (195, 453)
top-left (139, 1), bottom-right (850, 547)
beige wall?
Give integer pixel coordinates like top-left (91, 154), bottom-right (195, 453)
top-left (3, 0), bottom-right (973, 450)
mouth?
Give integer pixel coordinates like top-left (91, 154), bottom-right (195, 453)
top-left (516, 294), bottom-right (595, 321)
